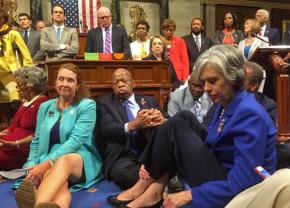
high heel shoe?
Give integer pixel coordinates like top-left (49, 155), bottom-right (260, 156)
top-left (107, 194), bottom-right (133, 206)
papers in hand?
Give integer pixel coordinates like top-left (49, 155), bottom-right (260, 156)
top-left (0, 168), bottom-right (28, 179)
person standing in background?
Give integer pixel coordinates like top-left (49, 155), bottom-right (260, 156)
top-left (162, 19), bottom-right (189, 84)
top-left (18, 13), bottom-right (45, 61)
top-left (183, 18), bottom-right (212, 74)
top-left (40, 4), bottom-right (79, 61)
top-left (213, 12), bottom-right (244, 46)
top-left (130, 20), bottom-right (150, 60)
top-left (0, 9), bottom-right (32, 103)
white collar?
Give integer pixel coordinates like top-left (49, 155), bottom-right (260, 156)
top-left (53, 24), bottom-right (65, 31)
top-left (23, 95), bottom-right (42, 107)
top-left (192, 33), bottom-right (201, 40)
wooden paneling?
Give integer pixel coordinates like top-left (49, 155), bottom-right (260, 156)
top-left (43, 60), bottom-right (172, 110)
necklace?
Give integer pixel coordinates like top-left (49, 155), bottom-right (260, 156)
top-left (217, 109), bottom-right (225, 133)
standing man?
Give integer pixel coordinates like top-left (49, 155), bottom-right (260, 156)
top-left (40, 4), bottom-right (79, 61)
top-left (130, 20), bottom-right (150, 60)
top-left (86, 7), bottom-right (131, 59)
top-left (18, 13), bottom-right (45, 61)
top-left (167, 71), bottom-right (212, 121)
top-left (99, 68), bottom-right (167, 190)
top-left (183, 18), bottom-right (212, 73)
top-left (255, 9), bottom-right (280, 45)
top-left (35, 20), bottom-right (46, 31)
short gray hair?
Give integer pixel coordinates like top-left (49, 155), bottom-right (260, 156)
top-left (13, 66), bottom-right (48, 94)
top-left (97, 6), bottom-right (111, 16)
top-left (257, 9), bottom-right (269, 21)
top-left (244, 61), bottom-right (264, 87)
top-left (194, 45), bottom-right (245, 91)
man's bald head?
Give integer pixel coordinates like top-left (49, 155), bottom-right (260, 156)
top-left (112, 68), bottom-right (135, 101)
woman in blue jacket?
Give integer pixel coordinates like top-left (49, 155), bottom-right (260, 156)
top-left (15, 63), bottom-right (102, 208)
top-left (108, 45), bottom-right (276, 208)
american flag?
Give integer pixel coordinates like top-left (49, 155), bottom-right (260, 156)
top-left (51, 0), bottom-right (102, 33)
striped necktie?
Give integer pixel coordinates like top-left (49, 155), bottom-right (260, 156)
top-left (104, 29), bottom-right (111, 53)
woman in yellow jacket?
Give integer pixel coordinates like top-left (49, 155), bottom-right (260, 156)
top-left (0, 9), bottom-right (32, 102)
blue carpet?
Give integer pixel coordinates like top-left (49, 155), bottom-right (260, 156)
top-left (0, 179), bottom-right (121, 208)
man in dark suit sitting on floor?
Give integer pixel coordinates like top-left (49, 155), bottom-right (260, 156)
top-left (85, 6), bottom-right (131, 59)
top-left (98, 68), bottom-right (167, 190)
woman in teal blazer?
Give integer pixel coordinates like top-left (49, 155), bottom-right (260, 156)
top-left (15, 63), bottom-right (102, 208)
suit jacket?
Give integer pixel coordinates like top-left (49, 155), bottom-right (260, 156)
top-left (143, 54), bottom-right (179, 89)
top-left (169, 35), bottom-right (189, 81)
top-left (191, 91), bottom-right (276, 208)
top-left (98, 93), bottom-right (164, 178)
top-left (183, 33), bottom-right (212, 72)
top-left (40, 26), bottom-right (79, 61)
top-left (283, 26), bottom-right (290, 45)
top-left (167, 86), bottom-right (212, 117)
top-left (19, 29), bottom-right (45, 61)
top-left (85, 24), bottom-right (131, 59)
top-left (264, 26), bottom-right (280, 45)
top-left (24, 98), bottom-right (102, 191)
top-left (213, 29), bottom-right (244, 45)
top-left (238, 37), bottom-right (269, 60)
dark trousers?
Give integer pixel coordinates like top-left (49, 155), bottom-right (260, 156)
top-left (141, 111), bottom-right (227, 187)
top-left (108, 151), bottom-right (141, 190)
top-left (276, 143), bottom-right (290, 170)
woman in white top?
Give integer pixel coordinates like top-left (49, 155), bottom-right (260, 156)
top-left (130, 20), bottom-right (150, 60)
top-left (238, 19), bottom-right (269, 60)
top-left (238, 19), bottom-right (269, 92)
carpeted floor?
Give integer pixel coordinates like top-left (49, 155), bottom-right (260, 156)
top-left (0, 179), bottom-right (121, 208)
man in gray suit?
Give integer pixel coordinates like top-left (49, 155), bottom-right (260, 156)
top-left (40, 4), bottom-right (79, 61)
top-left (18, 13), bottom-right (45, 61)
top-left (167, 71), bottom-right (212, 122)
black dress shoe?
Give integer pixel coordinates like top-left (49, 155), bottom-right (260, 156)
top-left (115, 199), bottom-right (163, 208)
top-left (107, 194), bottom-right (133, 206)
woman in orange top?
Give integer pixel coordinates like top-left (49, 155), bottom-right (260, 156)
top-left (213, 12), bottom-right (244, 47)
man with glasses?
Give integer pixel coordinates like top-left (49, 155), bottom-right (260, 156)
top-left (40, 4), bottom-right (79, 61)
top-left (85, 6), bottom-right (131, 59)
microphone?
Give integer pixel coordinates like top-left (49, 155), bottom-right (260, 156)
top-left (254, 34), bottom-right (271, 46)
top-left (48, 111), bottom-right (54, 117)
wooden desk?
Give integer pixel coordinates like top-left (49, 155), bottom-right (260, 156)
top-left (44, 60), bottom-right (172, 110)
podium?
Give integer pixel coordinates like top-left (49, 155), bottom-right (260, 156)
top-left (250, 46), bottom-right (290, 142)
top-left (43, 60), bottom-right (172, 110)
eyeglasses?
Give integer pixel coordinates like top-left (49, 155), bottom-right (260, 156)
top-left (16, 82), bottom-right (27, 90)
top-left (98, 15), bottom-right (111, 20)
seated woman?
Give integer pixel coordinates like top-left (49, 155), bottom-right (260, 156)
top-left (108, 45), bottom-right (276, 208)
top-left (15, 63), bottom-right (103, 208)
top-left (213, 11), bottom-right (244, 46)
top-left (143, 35), bottom-right (179, 90)
top-left (0, 66), bottom-right (48, 170)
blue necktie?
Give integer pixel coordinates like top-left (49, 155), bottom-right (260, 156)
top-left (123, 100), bottom-right (135, 122)
top-left (123, 100), bottom-right (140, 153)
top-left (56, 27), bottom-right (61, 41)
